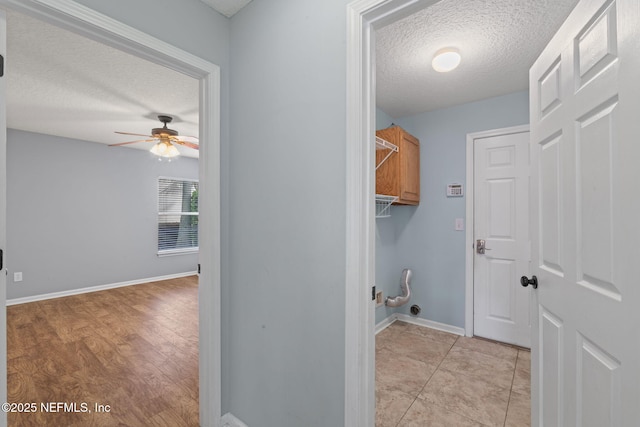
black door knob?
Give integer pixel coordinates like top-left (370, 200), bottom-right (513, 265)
top-left (520, 275), bottom-right (538, 289)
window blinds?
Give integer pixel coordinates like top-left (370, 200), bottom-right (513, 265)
top-left (158, 178), bottom-right (199, 252)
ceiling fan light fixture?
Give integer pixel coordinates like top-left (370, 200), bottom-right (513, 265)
top-left (164, 144), bottom-right (180, 158)
top-left (112, 115), bottom-right (197, 157)
top-left (432, 48), bottom-right (461, 73)
top-left (150, 140), bottom-right (180, 158)
top-left (150, 141), bottom-right (167, 156)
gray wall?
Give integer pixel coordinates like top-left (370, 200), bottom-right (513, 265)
top-left (227, 0), bottom-right (348, 425)
top-left (6, 129), bottom-right (199, 299)
top-left (73, 0), bottom-right (230, 67)
top-left (375, 91), bottom-right (529, 328)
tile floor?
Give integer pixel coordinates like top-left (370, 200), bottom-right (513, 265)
top-left (376, 321), bottom-right (530, 427)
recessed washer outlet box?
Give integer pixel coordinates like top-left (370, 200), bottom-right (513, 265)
top-left (375, 290), bottom-right (384, 307)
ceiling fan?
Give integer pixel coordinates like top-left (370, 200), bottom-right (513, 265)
top-left (110, 114), bottom-right (199, 158)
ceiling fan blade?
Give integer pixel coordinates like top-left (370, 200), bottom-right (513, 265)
top-left (174, 140), bottom-right (200, 150)
top-left (115, 131), bottom-right (154, 137)
top-left (109, 139), bottom-right (155, 147)
top-left (169, 134), bottom-right (199, 141)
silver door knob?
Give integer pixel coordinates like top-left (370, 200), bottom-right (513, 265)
top-left (476, 239), bottom-right (492, 254)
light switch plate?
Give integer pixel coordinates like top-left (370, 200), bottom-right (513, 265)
top-left (455, 218), bottom-right (464, 231)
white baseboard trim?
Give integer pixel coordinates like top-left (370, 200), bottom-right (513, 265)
top-left (6, 271), bottom-right (198, 306)
top-left (376, 313), bottom-right (466, 337)
top-left (221, 412), bottom-right (249, 427)
top-left (395, 313), bottom-right (466, 336)
top-left (375, 314), bottom-right (398, 335)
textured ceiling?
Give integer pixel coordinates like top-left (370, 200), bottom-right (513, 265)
top-left (376, 0), bottom-right (579, 118)
top-left (6, 10), bottom-right (200, 158)
top-left (5, 0), bottom-right (581, 154)
top-left (199, 0), bottom-right (252, 17)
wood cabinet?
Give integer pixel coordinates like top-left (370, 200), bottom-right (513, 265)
top-left (375, 126), bottom-right (420, 205)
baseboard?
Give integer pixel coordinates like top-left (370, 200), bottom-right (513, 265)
top-left (395, 313), bottom-right (466, 336)
top-left (375, 314), bottom-right (398, 334)
top-left (221, 412), bottom-right (249, 427)
top-left (376, 313), bottom-right (465, 337)
top-left (6, 271), bottom-right (198, 306)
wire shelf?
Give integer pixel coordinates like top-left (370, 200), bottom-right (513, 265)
top-left (375, 136), bottom-right (398, 170)
top-left (375, 194), bottom-right (397, 218)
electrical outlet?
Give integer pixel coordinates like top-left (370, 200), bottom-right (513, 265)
top-left (375, 290), bottom-right (384, 307)
top-left (14, 272), bottom-right (23, 282)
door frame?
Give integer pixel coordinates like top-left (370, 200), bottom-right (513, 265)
top-left (463, 124), bottom-right (530, 338)
top-left (0, 1), bottom-right (221, 426)
top-left (346, 0), bottom-right (440, 424)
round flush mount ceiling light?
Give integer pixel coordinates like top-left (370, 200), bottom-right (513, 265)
top-left (432, 48), bottom-right (461, 72)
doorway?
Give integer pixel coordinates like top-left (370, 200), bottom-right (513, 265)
top-left (346, 0), bottom-right (578, 423)
top-left (0, 1), bottom-right (221, 425)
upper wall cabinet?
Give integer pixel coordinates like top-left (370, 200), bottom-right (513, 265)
top-left (376, 126), bottom-right (420, 205)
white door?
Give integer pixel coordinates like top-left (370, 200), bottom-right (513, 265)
top-left (473, 128), bottom-right (530, 348)
top-left (0, 9), bottom-right (7, 427)
top-left (530, 0), bottom-right (640, 425)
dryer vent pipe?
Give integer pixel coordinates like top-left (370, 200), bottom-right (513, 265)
top-left (385, 269), bottom-right (412, 308)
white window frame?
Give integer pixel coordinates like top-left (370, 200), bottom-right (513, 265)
top-left (157, 176), bottom-right (199, 256)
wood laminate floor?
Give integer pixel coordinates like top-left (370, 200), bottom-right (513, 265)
top-left (7, 276), bottom-right (199, 427)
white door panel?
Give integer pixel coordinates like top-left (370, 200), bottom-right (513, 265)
top-left (473, 129), bottom-right (530, 348)
top-left (540, 308), bottom-right (563, 427)
top-left (530, 0), bottom-right (640, 425)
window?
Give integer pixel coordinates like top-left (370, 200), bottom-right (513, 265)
top-left (158, 177), bottom-right (199, 255)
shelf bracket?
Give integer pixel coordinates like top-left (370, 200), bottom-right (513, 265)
top-left (375, 194), bottom-right (397, 218)
top-left (375, 136), bottom-right (398, 170)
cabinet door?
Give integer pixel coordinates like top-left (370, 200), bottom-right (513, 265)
top-left (399, 132), bottom-right (419, 204)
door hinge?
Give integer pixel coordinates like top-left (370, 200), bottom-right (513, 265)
top-left (371, 286), bottom-right (376, 301)
top-left (0, 249), bottom-right (3, 270)
top-left (0, 54), bottom-right (4, 77)
top-left (197, 263), bottom-right (201, 274)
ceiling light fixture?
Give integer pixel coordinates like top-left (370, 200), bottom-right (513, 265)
top-left (111, 115), bottom-right (198, 159)
top-left (432, 48), bottom-right (461, 73)
top-left (150, 139), bottom-right (180, 159)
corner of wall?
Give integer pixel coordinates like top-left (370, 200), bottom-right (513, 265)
top-left (221, 412), bottom-right (249, 427)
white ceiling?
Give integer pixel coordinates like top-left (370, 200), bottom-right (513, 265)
top-left (376, 0), bottom-right (579, 118)
top-left (5, 0), bottom-right (580, 156)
